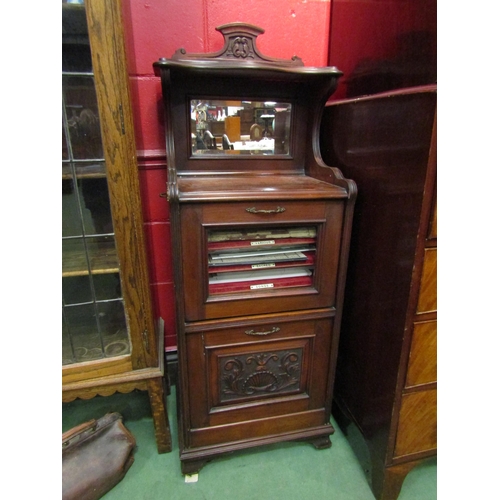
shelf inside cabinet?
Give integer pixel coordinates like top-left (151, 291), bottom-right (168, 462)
top-left (62, 162), bottom-right (106, 180)
top-left (62, 238), bottom-right (119, 277)
top-left (177, 175), bottom-right (348, 202)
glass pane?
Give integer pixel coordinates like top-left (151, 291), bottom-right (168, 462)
top-left (62, 2), bottom-right (92, 73)
top-left (64, 303), bottom-right (104, 363)
top-left (63, 75), bottom-right (103, 160)
top-left (62, 119), bottom-right (69, 160)
top-left (62, 311), bottom-right (73, 365)
top-left (191, 99), bottom-right (292, 156)
top-left (62, 237), bottom-right (88, 276)
top-left (98, 301), bottom-right (130, 357)
top-left (62, 177), bottom-right (83, 237)
top-left (78, 177), bottom-right (113, 235)
top-left (86, 236), bottom-right (119, 274)
top-left (63, 275), bottom-right (92, 305)
top-left (93, 273), bottom-right (122, 301)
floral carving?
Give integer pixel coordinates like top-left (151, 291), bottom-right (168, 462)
top-left (220, 349), bottom-right (302, 401)
top-left (228, 37), bottom-right (254, 59)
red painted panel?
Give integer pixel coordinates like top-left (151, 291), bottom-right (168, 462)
top-left (206, 0), bottom-right (331, 67)
top-left (143, 222), bottom-right (174, 284)
top-left (128, 76), bottom-right (165, 152)
top-left (121, 0), bottom-right (206, 76)
top-left (139, 168), bottom-right (170, 223)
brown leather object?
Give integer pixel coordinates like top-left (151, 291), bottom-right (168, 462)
top-left (62, 412), bottom-right (136, 500)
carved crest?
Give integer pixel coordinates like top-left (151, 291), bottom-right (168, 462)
top-left (170, 22), bottom-right (304, 67)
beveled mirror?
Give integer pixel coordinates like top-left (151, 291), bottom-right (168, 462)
top-left (190, 99), bottom-right (292, 156)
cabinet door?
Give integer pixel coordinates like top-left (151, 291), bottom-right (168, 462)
top-left (184, 314), bottom-right (335, 448)
top-left (180, 200), bottom-right (345, 321)
top-left (62, 1), bottom-right (155, 373)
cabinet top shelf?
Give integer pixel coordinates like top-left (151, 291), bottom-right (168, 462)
top-left (177, 174), bottom-right (348, 202)
top-left (153, 22), bottom-right (342, 79)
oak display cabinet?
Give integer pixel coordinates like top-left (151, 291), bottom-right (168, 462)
top-left (154, 23), bottom-right (356, 474)
top-left (62, 0), bottom-right (171, 454)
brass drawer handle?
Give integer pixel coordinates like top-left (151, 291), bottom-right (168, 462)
top-left (244, 326), bottom-right (280, 336)
top-left (246, 207), bottom-right (286, 214)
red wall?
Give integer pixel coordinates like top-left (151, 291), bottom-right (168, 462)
top-left (329, 0), bottom-right (436, 100)
top-left (120, 0), bottom-right (333, 351)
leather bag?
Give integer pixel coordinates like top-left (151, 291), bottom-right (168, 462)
top-left (62, 412), bottom-right (136, 500)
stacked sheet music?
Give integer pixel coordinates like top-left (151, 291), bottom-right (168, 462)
top-left (207, 227), bottom-right (316, 294)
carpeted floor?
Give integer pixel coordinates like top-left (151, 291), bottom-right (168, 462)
top-left (62, 386), bottom-right (437, 500)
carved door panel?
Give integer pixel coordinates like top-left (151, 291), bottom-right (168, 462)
top-left (184, 315), bottom-right (334, 448)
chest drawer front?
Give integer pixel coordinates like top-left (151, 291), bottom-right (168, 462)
top-left (406, 319), bottom-right (437, 388)
top-left (184, 314), bottom-right (334, 447)
top-left (180, 200), bottom-right (345, 321)
top-left (416, 247), bottom-right (437, 314)
top-left (394, 389), bottom-right (437, 458)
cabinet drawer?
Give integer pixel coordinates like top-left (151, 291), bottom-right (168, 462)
top-left (394, 389), bottom-right (437, 458)
top-left (406, 320), bottom-right (437, 388)
top-left (180, 200), bottom-right (345, 321)
top-left (199, 200), bottom-right (333, 224)
top-left (184, 314), bottom-right (334, 448)
top-left (416, 247), bottom-right (437, 314)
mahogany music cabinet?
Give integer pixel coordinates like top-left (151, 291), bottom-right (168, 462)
top-left (154, 23), bottom-right (356, 474)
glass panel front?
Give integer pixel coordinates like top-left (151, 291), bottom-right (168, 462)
top-left (62, 1), bottom-right (130, 365)
top-left (191, 99), bottom-right (292, 156)
top-left (62, 75), bottom-right (103, 160)
top-left (207, 225), bottom-right (317, 296)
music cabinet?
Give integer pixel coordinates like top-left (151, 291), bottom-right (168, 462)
top-left (320, 86), bottom-right (437, 500)
top-left (154, 23), bottom-right (356, 474)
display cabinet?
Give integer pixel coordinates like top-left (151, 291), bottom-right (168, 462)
top-left (153, 23), bottom-right (356, 474)
top-left (320, 85), bottom-right (437, 500)
top-left (62, 0), bottom-right (171, 454)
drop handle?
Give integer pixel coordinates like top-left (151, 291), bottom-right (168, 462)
top-left (244, 326), bottom-right (280, 336)
top-left (246, 207), bottom-right (286, 214)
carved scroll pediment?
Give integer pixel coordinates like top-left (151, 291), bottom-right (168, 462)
top-left (171, 22), bottom-right (304, 68)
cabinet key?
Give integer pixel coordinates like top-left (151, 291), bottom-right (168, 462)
top-left (244, 326), bottom-right (280, 336)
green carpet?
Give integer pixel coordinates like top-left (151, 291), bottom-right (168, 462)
top-left (62, 386), bottom-right (437, 499)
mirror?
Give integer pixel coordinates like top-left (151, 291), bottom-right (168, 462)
top-left (190, 99), bottom-right (292, 156)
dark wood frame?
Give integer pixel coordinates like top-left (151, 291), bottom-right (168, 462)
top-left (62, 0), bottom-right (171, 454)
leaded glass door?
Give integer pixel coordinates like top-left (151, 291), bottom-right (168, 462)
top-left (62, 2), bottom-right (130, 365)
